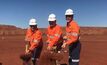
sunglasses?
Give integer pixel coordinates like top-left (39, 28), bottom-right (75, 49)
top-left (66, 15), bottom-right (72, 17)
top-left (49, 21), bottom-right (56, 25)
top-left (30, 25), bottom-right (37, 27)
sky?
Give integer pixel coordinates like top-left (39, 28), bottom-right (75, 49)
top-left (0, 0), bottom-right (107, 28)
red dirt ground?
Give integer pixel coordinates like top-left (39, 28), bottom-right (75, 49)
top-left (0, 35), bottom-right (107, 65)
top-left (0, 26), bottom-right (107, 65)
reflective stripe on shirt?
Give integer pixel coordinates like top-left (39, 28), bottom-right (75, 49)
top-left (55, 34), bottom-right (60, 37)
top-left (50, 36), bottom-right (54, 38)
top-left (66, 32), bottom-right (78, 37)
top-left (33, 39), bottom-right (39, 43)
top-left (48, 34), bottom-right (60, 39)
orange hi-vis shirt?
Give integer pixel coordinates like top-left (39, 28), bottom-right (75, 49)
top-left (46, 25), bottom-right (62, 47)
top-left (65, 20), bottom-right (80, 45)
top-left (25, 28), bottom-right (42, 51)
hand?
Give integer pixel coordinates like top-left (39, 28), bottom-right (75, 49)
top-left (63, 36), bottom-right (67, 40)
top-left (63, 36), bottom-right (67, 43)
top-left (52, 46), bottom-right (57, 50)
top-left (47, 46), bottom-right (52, 51)
top-left (46, 42), bottom-right (49, 44)
top-left (62, 43), bottom-right (67, 48)
top-left (25, 38), bottom-right (30, 41)
top-left (25, 50), bottom-right (31, 54)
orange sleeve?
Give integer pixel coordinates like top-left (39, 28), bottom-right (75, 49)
top-left (48, 26), bottom-right (62, 47)
top-left (29, 30), bottom-right (42, 51)
top-left (29, 43), bottom-right (37, 51)
top-left (66, 22), bottom-right (80, 45)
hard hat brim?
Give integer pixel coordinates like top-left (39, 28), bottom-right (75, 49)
top-left (29, 23), bottom-right (37, 25)
top-left (48, 19), bottom-right (56, 21)
top-left (65, 13), bottom-right (74, 15)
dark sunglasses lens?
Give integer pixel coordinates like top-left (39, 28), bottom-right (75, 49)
top-left (66, 15), bottom-right (72, 17)
top-left (30, 25), bottom-right (35, 27)
top-left (49, 21), bottom-right (54, 25)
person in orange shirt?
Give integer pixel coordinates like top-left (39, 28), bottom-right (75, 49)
top-left (62, 9), bottom-right (81, 65)
top-left (25, 18), bottom-right (43, 65)
top-left (46, 13), bottom-right (63, 53)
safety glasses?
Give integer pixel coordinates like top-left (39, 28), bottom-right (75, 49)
top-left (49, 21), bottom-right (55, 25)
top-left (30, 25), bottom-right (37, 28)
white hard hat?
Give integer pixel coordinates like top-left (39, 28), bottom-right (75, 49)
top-left (65, 9), bottom-right (74, 15)
top-left (48, 13), bottom-right (56, 21)
top-left (29, 18), bottom-right (37, 25)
